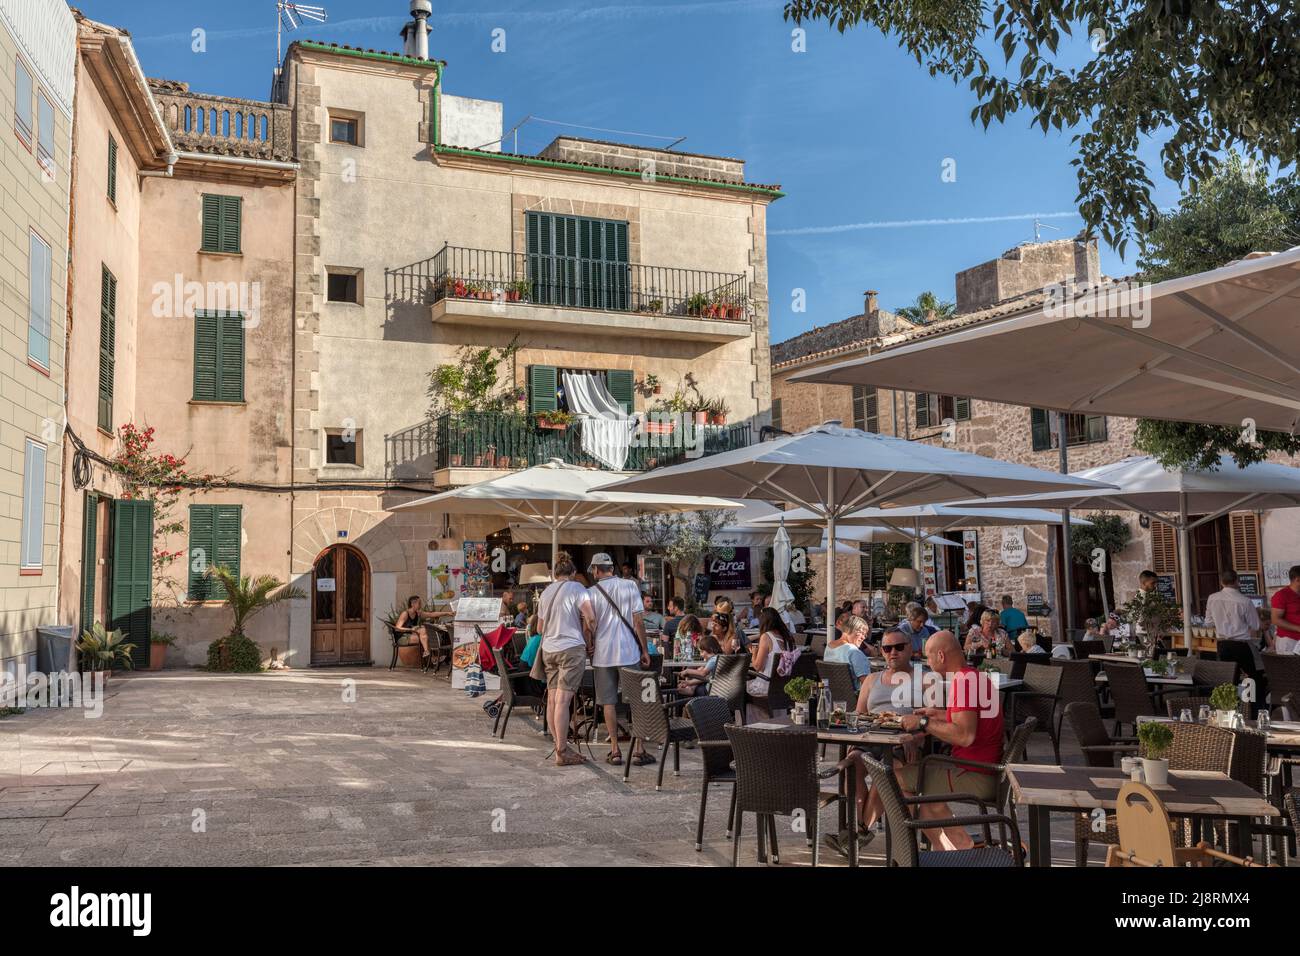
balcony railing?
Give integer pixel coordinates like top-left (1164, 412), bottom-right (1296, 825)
top-left (150, 82), bottom-right (294, 162)
top-left (386, 412), bottom-right (752, 479)
top-left (387, 245), bottom-right (752, 321)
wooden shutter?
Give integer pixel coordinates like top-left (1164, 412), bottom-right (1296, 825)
top-left (527, 365), bottom-right (557, 414)
top-left (214, 505), bottom-right (242, 585)
top-left (1229, 513), bottom-right (1261, 573)
top-left (771, 398), bottom-right (782, 432)
top-left (220, 196), bottom-right (242, 253)
top-left (189, 504), bottom-right (242, 601)
top-left (107, 135), bottom-right (118, 203)
top-left (110, 498), bottom-right (153, 669)
top-left (193, 312), bottom-right (219, 400)
top-left (98, 266), bottom-right (116, 431)
top-left (1030, 408), bottom-right (1052, 451)
top-left (914, 392), bottom-right (931, 429)
top-left (217, 314), bottom-right (245, 402)
top-left (954, 396), bottom-right (972, 421)
top-left (1151, 521), bottom-right (1179, 576)
top-left (80, 493), bottom-right (99, 637)
top-left (606, 369), bottom-right (634, 414)
top-left (201, 194), bottom-right (222, 251)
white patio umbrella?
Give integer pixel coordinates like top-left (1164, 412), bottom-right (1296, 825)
top-left (604, 422), bottom-right (1115, 619)
top-left (792, 247), bottom-right (1300, 432)
top-left (952, 454), bottom-right (1300, 646)
top-left (390, 459), bottom-right (740, 561)
top-left (770, 524), bottom-right (796, 613)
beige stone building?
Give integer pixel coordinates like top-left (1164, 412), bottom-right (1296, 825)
top-left (0, 0), bottom-right (75, 673)
top-left (772, 238), bottom-right (1290, 637)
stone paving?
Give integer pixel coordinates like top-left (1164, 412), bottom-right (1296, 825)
top-left (0, 667), bottom-right (1133, 867)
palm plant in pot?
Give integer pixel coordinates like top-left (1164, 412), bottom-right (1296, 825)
top-left (786, 676), bottom-right (815, 725)
top-left (1137, 720), bottom-right (1174, 786)
top-left (1209, 682), bottom-right (1241, 727)
top-left (76, 623), bottom-right (137, 685)
top-left (205, 566), bottom-right (306, 672)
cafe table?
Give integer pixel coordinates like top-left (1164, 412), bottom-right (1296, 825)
top-left (1005, 763), bottom-right (1278, 867)
top-left (1094, 669), bottom-right (1195, 687)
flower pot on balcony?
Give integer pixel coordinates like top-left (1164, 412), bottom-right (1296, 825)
top-left (645, 421), bottom-right (675, 435)
top-left (693, 411), bottom-right (708, 425)
top-left (472, 454), bottom-right (485, 467)
top-left (449, 453), bottom-right (463, 467)
top-left (148, 643), bottom-right (168, 671)
top-left (497, 456), bottom-right (512, 469)
top-left (538, 422), bottom-right (566, 431)
top-left (453, 281), bottom-right (468, 298)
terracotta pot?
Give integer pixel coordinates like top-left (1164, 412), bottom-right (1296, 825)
top-left (497, 456), bottom-right (511, 469)
top-left (645, 421), bottom-right (675, 435)
top-left (449, 454), bottom-right (463, 466)
top-left (148, 643), bottom-right (168, 671)
top-left (472, 455), bottom-right (484, 467)
top-left (693, 411), bottom-right (707, 425)
top-left (397, 644), bottom-right (423, 668)
top-left (538, 421), bottom-right (567, 431)
top-left (652, 385), bottom-right (662, 395)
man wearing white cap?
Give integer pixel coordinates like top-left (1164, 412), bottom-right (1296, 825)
top-left (588, 553), bottom-right (652, 766)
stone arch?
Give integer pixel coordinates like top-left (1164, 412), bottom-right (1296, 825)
top-left (292, 508), bottom-right (407, 576)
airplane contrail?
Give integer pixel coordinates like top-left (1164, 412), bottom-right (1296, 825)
top-left (770, 210), bottom-right (1081, 236)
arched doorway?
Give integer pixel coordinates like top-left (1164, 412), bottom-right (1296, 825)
top-left (311, 544), bottom-right (370, 665)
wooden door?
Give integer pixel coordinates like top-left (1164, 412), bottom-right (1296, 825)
top-left (1190, 516), bottom-right (1231, 616)
top-left (310, 545), bottom-right (370, 665)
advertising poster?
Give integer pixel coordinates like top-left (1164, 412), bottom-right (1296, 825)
top-left (427, 550), bottom-right (466, 605)
top-left (962, 531), bottom-right (980, 592)
top-left (707, 547), bottom-right (751, 591)
top-left (462, 541), bottom-right (491, 596)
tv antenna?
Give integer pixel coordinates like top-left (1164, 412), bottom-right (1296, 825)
top-left (1032, 218), bottom-right (1060, 242)
top-left (277, 2), bottom-right (328, 70)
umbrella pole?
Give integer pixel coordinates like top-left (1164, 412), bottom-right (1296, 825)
top-left (551, 501), bottom-right (559, 568)
top-left (913, 516), bottom-right (923, 602)
top-left (1178, 494), bottom-right (1194, 651)
top-left (825, 472), bottom-right (836, 629)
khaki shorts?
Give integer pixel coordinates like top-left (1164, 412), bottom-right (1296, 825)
top-left (895, 761), bottom-right (998, 802)
top-left (541, 646), bottom-right (587, 693)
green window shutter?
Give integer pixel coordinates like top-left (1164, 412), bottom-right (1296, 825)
top-left (98, 266), bottom-right (116, 431)
top-left (107, 135), bottom-right (117, 203)
top-left (193, 312), bottom-right (244, 402)
top-left (80, 493), bottom-right (98, 636)
top-left (955, 396), bottom-right (972, 421)
top-left (527, 365), bottom-right (557, 414)
top-left (187, 504), bottom-right (214, 600)
top-left (1030, 408), bottom-right (1052, 452)
top-left (193, 312), bottom-right (219, 400)
top-left (110, 498), bottom-right (153, 669)
top-left (201, 194), bottom-right (222, 251)
top-left (606, 370), bottom-right (634, 415)
top-left (214, 506), bottom-right (242, 586)
top-left (221, 196), bottom-right (242, 253)
top-left (914, 393), bottom-right (930, 429)
top-left (217, 314), bottom-right (245, 402)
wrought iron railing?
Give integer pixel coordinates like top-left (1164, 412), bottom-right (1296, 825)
top-left (386, 412), bottom-right (752, 477)
top-left (387, 245), bottom-right (751, 321)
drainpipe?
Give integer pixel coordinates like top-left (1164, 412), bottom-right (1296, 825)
top-left (138, 152), bottom-right (177, 178)
top-left (171, 150), bottom-right (299, 172)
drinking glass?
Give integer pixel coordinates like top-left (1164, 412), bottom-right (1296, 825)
top-left (846, 712), bottom-right (860, 731)
top-left (1179, 708), bottom-right (1193, 723)
top-left (1257, 711), bottom-right (1272, 734)
top-left (1197, 705), bottom-right (1211, 724)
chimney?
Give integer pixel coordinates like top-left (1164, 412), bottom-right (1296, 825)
top-left (402, 0), bottom-right (432, 59)
top-left (864, 290), bottom-right (878, 316)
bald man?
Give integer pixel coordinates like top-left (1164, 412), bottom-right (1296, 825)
top-left (894, 630), bottom-right (1005, 851)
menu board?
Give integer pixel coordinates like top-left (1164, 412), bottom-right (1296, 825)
top-left (922, 543), bottom-right (938, 597)
top-left (1237, 573), bottom-right (1260, 597)
top-left (962, 531), bottom-right (980, 592)
top-left (1026, 593), bottom-right (1049, 616)
top-left (462, 541), bottom-right (492, 596)
top-left (1155, 574), bottom-right (1178, 602)
top-left (427, 549), bottom-right (465, 605)
top-left (454, 597), bottom-right (503, 622)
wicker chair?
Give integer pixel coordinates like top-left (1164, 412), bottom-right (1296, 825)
top-left (489, 647), bottom-right (546, 740)
top-left (816, 660), bottom-right (859, 708)
top-left (1164, 695), bottom-right (1210, 718)
top-left (1055, 658), bottom-right (1110, 719)
top-left (684, 696), bottom-right (738, 852)
top-left (1103, 662), bottom-right (1158, 736)
top-left (1009, 663), bottom-right (1063, 762)
top-left (1072, 638), bottom-right (1105, 660)
top-left (724, 725), bottom-right (826, 866)
top-left (1192, 657), bottom-right (1239, 691)
top-left (861, 756), bottom-right (1023, 867)
top-left (708, 653), bottom-right (750, 723)
top-left (618, 667), bottom-right (696, 791)
top-left (1167, 721), bottom-right (1236, 771)
top-left (747, 652), bottom-right (816, 719)
top-left (984, 657), bottom-right (1013, 676)
top-left (1264, 653), bottom-right (1300, 711)
top-left (1065, 702), bottom-right (1137, 865)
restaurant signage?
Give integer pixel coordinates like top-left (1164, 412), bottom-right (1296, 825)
top-left (707, 547), bottom-right (752, 590)
top-left (1000, 527), bottom-right (1027, 568)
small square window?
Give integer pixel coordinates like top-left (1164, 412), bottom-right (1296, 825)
top-left (329, 115), bottom-right (360, 146)
top-left (326, 430), bottom-right (361, 466)
top-left (326, 268), bottom-right (362, 304)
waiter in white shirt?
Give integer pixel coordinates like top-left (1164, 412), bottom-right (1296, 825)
top-left (1204, 569), bottom-right (1263, 668)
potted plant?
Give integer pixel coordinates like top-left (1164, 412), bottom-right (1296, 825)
top-left (534, 409), bottom-right (573, 430)
top-left (647, 299), bottom-right (663, 314)
top-left (1146, 657), bottom-right (1169, 677)
top-left (686, 293), bottom-right (709, 317)
top-left (76, 623), bottom-right (137, 686)
top-left (149, 631), bottom-right (178, 671)
top-left (1210, 683), bottom-right (1240, 727)
top-left (382, 605), bottom-right (426, 668)
top-left (786, 676), bottom-right (815, 725)
top-left (1120, 588), bottom-right (1182, 653)
top-left (1137, 720), bottom-right (1174, 786)
top-left (204, 566), bottom-right (305, 672)
top-left (645, 373), bottom-right (661, 395)
top-left (707, 397), bottom-right (730, 425)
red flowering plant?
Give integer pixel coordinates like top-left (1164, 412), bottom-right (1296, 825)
top-left (112, 424), bottom-right (224, 605)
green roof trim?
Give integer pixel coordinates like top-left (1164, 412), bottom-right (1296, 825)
top-left (297, 40), bottom-right (443, 71)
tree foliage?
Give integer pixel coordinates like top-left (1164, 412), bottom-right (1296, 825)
top-left (427, 337), bottom-right (521, 417)
top-left (895, 291), bottom-right (957, 324)
top-left (1069, 512), bottom-right (1133, 564)
top-left (633, 509), bottom-right (738, 603)
top-left (1129, 156), bottom-right (1300, 469)
top-left (783, 1), bottom-right (1300, 253)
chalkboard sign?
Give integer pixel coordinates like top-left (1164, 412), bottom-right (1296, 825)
top-left (1027, 593), bottom-right (1049, 616)
top-left (1237, 573), bottom-right (1260, 597)
top-left (693, 573), bottom-right (711, 604)
top-left (1155, 575), bottom-right (1177, 602)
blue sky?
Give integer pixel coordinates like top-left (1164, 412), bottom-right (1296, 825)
top-left (78, 0), bottom-right (1186, 342)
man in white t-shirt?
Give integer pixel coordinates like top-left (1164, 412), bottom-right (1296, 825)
top-left (589, 553), bottom-right (651, 766)
top-left (535, 554), bottom-right (595, 767)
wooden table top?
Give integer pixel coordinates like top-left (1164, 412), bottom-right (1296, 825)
top-left (1005, 764), bottom-right (1278, 818)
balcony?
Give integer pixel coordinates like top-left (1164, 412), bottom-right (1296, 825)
top-left (149, 81), bottom-right (294, 181)
top-left (386, 412), bottom-right (753, 484)
top-left (387, 245), bottom-right (754, 342)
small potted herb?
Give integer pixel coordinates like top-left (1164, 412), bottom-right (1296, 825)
top-left (1210, 683), bottom-right (1240, 727)
top-left (645, 373), bottom-right (661, 395)
top-left (535, 409), bottom-right (573, 430)
top-left (686, 293), bottom-right (709, 317)
top-left (149, 631), bottom-right (178, 671)
top-left (1137, 720), bottom-right (1174, 786)
top-left (786, 676), bottom-right (815, 724)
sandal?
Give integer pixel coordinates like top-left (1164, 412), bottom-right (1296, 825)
top-left (631, 752), bottom-right (656, 766)
top-left (555, 751), bottom-right (585, 767)
top-left (605, 751), bottom-right (624, 766)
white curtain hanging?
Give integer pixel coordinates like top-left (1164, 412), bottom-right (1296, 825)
top-left (561, 371), bottom-right (638, 471)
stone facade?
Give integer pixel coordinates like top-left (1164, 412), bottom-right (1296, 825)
top-left (0, 0), bottom-right (75, 670)
top-left (538, 136), bottom-right (747, 185)
top-left (955, 237), bottom-right (1100, 313)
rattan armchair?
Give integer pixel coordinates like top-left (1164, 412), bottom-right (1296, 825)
top-left (1103, 661), bottom-right (1158, 736)
top-left (489, 646), bottom-right (546, 740)
top-left (1264, 653), bottom-right (1300, 711)
top-left (684, 696), bottom-right (738, 852)
top-left (1008, 663), bottom-right (1063, 761)
top-left (708, 653), bottom-right (750, 724)
top-left (618, 667), bottom-right (697, 791)
top-left (862, 755), bottom-right (1023, 867)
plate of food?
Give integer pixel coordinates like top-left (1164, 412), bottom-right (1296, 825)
top-left (870, 711), bottom-right (906, 732)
